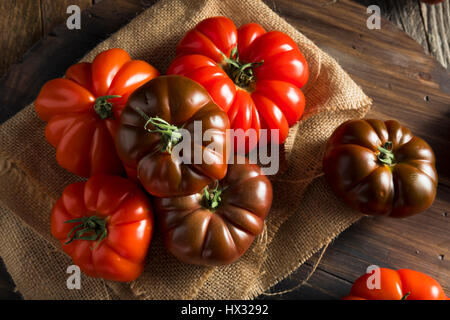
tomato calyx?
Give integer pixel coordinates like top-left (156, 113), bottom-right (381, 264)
top-left (145, 117), bottom-right (183, 154)
top-left (64, 215), bottom-right (108, 250)
top-left (377, 141), bottom-right (396, 166)
top-left (202, 181), bottom-right (226, 210)
top-left (401, 292), bottom-right (411, 300)
top-left (221, 46), bottom-right (264, 90)
top-left (94, 95), bottom-right (121, 119)
top-left (133, 106), bottom-right (183, 154)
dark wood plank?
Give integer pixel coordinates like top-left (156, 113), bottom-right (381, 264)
top-left (420, 1), bottom-right (450, 68)
top-left (0, 0), bottom-right (42, 76)
top-left (354, 0), bottom-right (450, 69)
top-left (354, 0), bottom-right (430, 53)
top-left (261, 258), bottom-right (353, 300)
top-left (0, 0), bottom-right (449, 300)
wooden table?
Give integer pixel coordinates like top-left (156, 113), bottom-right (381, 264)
top-left (0, 0), bottom-right (449, 300)
top-left (355, 0), bottom-right (449, 69)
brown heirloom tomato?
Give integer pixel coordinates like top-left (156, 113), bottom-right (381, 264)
top-left (323, 119), bottom-right (437, 218)
top-left (115, 75), bottom-right (230, 197)
top-left (153, 159), bottom-right (273, 265)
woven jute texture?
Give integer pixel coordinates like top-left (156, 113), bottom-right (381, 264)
top-left (0, 0), bottom-right (371, 299)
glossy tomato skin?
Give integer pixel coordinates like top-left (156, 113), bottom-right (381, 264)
top-left (51, 175), bottom-right (154, 282)
top-left (343, 268), bottom-right (448, 300)
top-left (115, 75), bottom-right (230, 197)
top-left (323, 119), bottom-right (437, 218)
top-left (153, 159), bottom-right (273, 266)
top-left (35, 48), bottom-right (159, 177)
top-left (167, 17), bottom-right (307, 151)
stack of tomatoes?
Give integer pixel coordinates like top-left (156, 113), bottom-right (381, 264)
top-left (35, 17), bottom-right (308, 282)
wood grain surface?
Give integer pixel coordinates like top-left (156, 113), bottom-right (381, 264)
top-left (420, 1), bottom-right (450, 68)
top-left (0, 0), bottom-right (93, 76)
top-left (355, 0), bottom-right (450, 68)
top-left (41, 0), bottom-right (93, 35)
top-left (0, 0), bottom-right (42, 77)
top-left (0, 0), bottom-right (448, 300)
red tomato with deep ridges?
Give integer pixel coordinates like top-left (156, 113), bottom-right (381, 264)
top-left (35, 48), bottom-right (159, 177)
top-left (167, 17), bottom-right (308, 152)
top-left (51, 174), bottom-right (154, 282)
top-left (343, 268), bottom-right (448, 300)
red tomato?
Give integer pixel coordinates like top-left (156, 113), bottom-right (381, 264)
top-left (51, 175), bottom-right (154, 282)
top-left (343, 268), bottom-right (448, 300)
top-left (35, 48), bottom-right (159, 177)
top-left (167, 17), bottom-right (308, 152)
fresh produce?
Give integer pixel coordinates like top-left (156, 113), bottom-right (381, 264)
top-left (323, 119), bottom-right (437, 218)
top-left (343, 268), bottom-right (448, 300)
top-left (35, 48), bottom-right (159, 177)
top-left (167, 16), bottom-right (307, 151)
top-left (34, 13), bottom-right (441, 291)
top-left (153, 158), bottom-right (273, 265)
top-left (51, 175), bottom-right (154, 282)
top-left (115, 75), bottom-right (230, 197)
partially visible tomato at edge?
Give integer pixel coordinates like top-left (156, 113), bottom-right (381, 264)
top-left (167, 17), bottom-right (308, 152)
top-left (343, 268), bottom-right (448, 300)
top-left (35, 48), bottom-right (159, 177)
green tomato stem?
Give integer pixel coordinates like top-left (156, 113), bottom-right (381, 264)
top-left (377, 141), bottom-right (395, 166)
top-left (220, 45), bottom-right (264, 89)
top-left (64, 216), bottom-right (108, 250)
top-left (202, 181), bottom-right (227, 210)
top-left (401, 292), bottom-right (411, 300)
top-left (132, 106), bottom-right (183, 154)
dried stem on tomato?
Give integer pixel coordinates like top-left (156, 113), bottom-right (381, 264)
top-left (93, 95), bottom-right (121, 119)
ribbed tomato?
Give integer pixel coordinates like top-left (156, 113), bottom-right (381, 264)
top-left (167, 17), bottom-right (308, 152)
top-left (343, 268), bottom-right (448, 300)
top-left (115, 75), bottom-right (230, 197)
top-left (323, 119), bottom-right (437, 218)
top-left (35, 48), bottom-right (159, 177)
top-left (51, 175), bottom-right (154, 282)
top-left (153, 158), bottom-right (273, 265)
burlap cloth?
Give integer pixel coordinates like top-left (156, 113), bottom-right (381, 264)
top-left (0, 0), bottom-right (372, 299)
